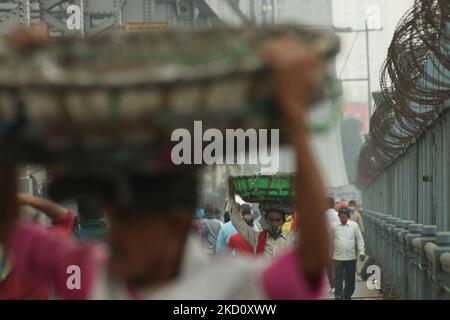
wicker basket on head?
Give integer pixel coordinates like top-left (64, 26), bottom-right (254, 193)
top-left (0, 25), bottom-right (340, 174)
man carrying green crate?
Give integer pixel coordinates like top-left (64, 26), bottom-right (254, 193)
top-left (228, 194), bottom-right (297, 258)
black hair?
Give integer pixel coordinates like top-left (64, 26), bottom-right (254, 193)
top-left (77, 193), bottom-right (104, 220)
top-left (241, 204), bottom-right (252, 216)
top-left (338, 206), bottom-right (351, 217)
top-left (49, 168), bottom-right (199, 217)
top-left (259, 201), bottom-right (289, 221)
top-left (349, 200), bottom-right (357, 206)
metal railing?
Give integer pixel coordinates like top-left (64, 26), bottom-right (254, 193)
top-left (363, 209), bottom-right (450, 299)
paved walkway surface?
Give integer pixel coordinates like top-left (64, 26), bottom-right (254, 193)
top-left (321, 258), bottom-right (383, 300)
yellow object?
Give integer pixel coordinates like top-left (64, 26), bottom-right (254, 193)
top-left (282, 215), bottom-right (293, 233)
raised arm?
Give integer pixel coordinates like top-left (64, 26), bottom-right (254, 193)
top-left (0, 168), bottom-right (102, 299)
top-left (228, 186), bottom-right (258, 248)
top-left (9, 222), bottom-right (104, 300)
top-left (263, 40), bottom-right (330, 287)
top-left (18, 193), bottom-right (70, 222)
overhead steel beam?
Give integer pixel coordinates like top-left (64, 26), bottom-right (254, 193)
top-left (85, 15), bottom-right (116, 34)
top-left (41, 10), bottom-right (77, 34)
top-left (38, 0), bottom-right (83, 36)
top-left (202, 0), bottom-right (247, 25)
top-left (0, 0), bottom-right (30, 36)
top-left (40, 0), bottom-right (66, 11)
top-left (84, 0), bottom-right (126, 35)
top-left (225, 0), bottom-right (249, 24)
top-left (35, 0), bottom-right (126, 36)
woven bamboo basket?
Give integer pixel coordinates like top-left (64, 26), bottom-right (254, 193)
top-left (0, 25), bottom-right (340, 174)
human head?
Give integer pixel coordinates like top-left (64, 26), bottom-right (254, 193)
top-left (76, 193), bottom-right (104, 221)
top-left (259, 202), bottom-right (288, 238)
top-left (338, 206), bottom-right (351, 225)
top-left (203, 203), bottom-right (218, 219)
top-left (252, 205), bottom-right (261, 220)
top-left (349, 200), bottom-right (356, 209)
top-left (260, 202), bottom-right (287, 236)
top-left (326, 197), bottom-right (335, 209)
top-left (266, 210), bottom-right (285, 236)
top-left (241, 203), bottom-right (253, 227)
top-left (103, 169), bottom-right (198, 286)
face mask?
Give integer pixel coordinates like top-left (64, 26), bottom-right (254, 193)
top-left (244, 218), bottom-right (254, 227)
top-left (268, 225), bottom-right (282, 235)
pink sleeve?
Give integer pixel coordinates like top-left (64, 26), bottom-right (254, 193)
top-left (50, 209), bottom-right (75, 234)
top-left (9, 222), bottom-right (106, 300)
top-left (261, 249), bottom-right (326, 300)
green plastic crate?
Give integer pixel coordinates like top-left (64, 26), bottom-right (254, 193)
top-left (229, 174), bottom-right (295, 203)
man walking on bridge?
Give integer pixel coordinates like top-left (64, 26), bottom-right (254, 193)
top-left (331, 206), bottom-right (365, 300)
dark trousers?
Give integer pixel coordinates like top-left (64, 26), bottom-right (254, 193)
top-left (327, 261), bottom-right (335, 289)
top-left (334, 260), bottom-right (357, 300)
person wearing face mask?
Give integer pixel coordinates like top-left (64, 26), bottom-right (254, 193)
top-left (229, 196), bottom-right (296, 258)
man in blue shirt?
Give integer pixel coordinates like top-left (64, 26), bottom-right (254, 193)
top-left (215, 217), bottom-right (237, 255)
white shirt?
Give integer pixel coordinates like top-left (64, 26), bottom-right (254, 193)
top-left (89, 234), bottom-right (271, 299)
top-left (325, 209), bottom-right (339, 226)
top-left (229, 200), bottom-right (296, 257)
top-left (331, 220), bottom-right (365, 261)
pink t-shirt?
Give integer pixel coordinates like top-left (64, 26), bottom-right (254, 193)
top-left (9, 222), bottom-right (324, 300)
top-left (0, 211), bottom-right (75, 300)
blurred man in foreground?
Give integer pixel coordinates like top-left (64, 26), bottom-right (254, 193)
top-left (0, 26), bottom-right (330, 299)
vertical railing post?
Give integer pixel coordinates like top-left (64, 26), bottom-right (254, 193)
top-left (418, 225), bottom-right (437, 300)
top-left (384, 217), bottom-right (400, 297)
top-left (405, 224), bottom-right (422, 299)
top-left (429, 232), bottom-right (450, 300)
top-left (379, 214), bottom-right (391, 272)
top-left (398, 220), bottom-right (414, 299)
top-left (393, 220), bottom-right (406, 297)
